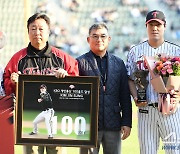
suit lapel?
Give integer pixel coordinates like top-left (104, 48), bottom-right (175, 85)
top-left (86, 51), bottom-right (101, 76)
top-left (87, 51), bottom-right (106, 87)
top-left (87, 51), bottom-right (113, 90)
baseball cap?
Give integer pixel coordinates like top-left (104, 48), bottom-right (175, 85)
top-left (40, 84), bottom-right (47, 89)
top-left (146, 10), bottom-right (166, 25)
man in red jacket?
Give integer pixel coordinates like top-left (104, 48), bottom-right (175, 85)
top-left (3, 13), bottom-right (79, 154)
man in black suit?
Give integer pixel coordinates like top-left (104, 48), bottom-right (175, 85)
top-left (77, 22), bottom-right (132, 154)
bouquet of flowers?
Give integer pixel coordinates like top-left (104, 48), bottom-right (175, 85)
top-left (144, 54), bottom-right (180, 115)
top-left (153, 54), bottom-right (180, 77)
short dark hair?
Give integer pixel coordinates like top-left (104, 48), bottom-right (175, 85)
top-left (27, 13), bottom-right (50, 30)
top-left (88, 22), bottom-right (108, 35)
top-left (40, 84), bottom-right (47, 90)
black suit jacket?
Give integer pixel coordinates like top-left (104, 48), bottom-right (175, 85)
top-left (77, 51), bottom-right (132, 130)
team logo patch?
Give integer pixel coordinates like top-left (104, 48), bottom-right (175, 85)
top-left (152, 11), bottom-right (158, 18)
top-left (69, 85), bottom-right (75, 89)
top-left (136, 60), bottom-right (148, 70)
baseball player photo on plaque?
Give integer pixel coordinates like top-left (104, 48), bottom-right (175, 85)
top-left (15, 74), bottom-right (99, 148)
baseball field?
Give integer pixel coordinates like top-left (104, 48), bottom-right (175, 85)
top-left (22, 110), bottom-right (90, 140)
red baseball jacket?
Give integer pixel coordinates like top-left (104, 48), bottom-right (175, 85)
top-left (3, 43), bottom-right (79, 95)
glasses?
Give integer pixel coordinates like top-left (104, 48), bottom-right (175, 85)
top-left (89, 35), bottom-right (108, 40)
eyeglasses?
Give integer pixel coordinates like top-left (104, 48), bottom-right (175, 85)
top-left (89, 35), bottom-right (108, 40)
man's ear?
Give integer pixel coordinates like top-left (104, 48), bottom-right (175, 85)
top-left (87, 36), bottom-right (90, 43)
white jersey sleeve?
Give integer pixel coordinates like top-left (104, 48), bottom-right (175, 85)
top-left (0, 66), bottom-right (5, 96)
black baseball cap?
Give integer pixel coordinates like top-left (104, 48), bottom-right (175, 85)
top-left (146, 10), bottom-right (166, 25)
top-left (40, 84), bottom-right (47, 89)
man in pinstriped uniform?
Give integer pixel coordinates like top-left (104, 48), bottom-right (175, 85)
top-left (127, 10), bottom-right (180, 154)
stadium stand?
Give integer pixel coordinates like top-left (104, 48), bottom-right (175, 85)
top-left (0, 0), bottom-right (179, 66)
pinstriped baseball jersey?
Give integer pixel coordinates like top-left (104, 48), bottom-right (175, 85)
top-left (126, 40), bottom-right (180, 103)
top-left (127, 40), bottom-right (180, 154)
top-left (0, 67), bottom-right (5, 96)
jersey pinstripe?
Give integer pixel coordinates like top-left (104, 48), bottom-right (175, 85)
top-left (138, 106), bottom-right (180, 154)
top-left (126, 40), bottom-right (180, 104)
top-left (0, 67), bottom-right (5, 96)
top-left (127, 40), bottom-right (180, 154)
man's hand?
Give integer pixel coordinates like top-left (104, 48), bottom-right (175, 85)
top-left (128, 79), bottom-right (147, 107)
top-left (55, 68), bottom-right (68, 78)
top-left (121, 126), bottom-right (131, 140)
top-left (133, 97), bottom-right (147, 107)
top-left (38, 98), bottom-right (42, 103)
top-left (169, 89), bottom-right (180, 104)
top-left (10, 72), bottom-right (21, 84)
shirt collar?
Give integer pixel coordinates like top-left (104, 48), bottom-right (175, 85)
top-left (27, 42), bottom-right (52, 57)
top-left (91, 50), bottom-right (108, 59)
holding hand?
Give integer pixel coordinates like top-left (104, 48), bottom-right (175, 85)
top-left (10, 71), bottom-right (21, 84)
top-left (169, 89), bottom-right (180, 103)
top-left (133, 97), bottom-right (147, 107)
top-left (55, 68), bottom-right (68, 78)
top-left (38, 98), bottom-right (42, 103)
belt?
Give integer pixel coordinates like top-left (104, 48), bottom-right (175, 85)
top-left (148, 103), bottom-right (158, 108)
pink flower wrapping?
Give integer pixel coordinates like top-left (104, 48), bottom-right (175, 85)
top-left (144, 54), bottom-right (180, 93)
top-left (144, 54), bottom-right (180, 115)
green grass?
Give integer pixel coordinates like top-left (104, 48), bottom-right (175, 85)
top-left (15, 103), bottom-right (165, 154)
top-left (23, 111), bottom-right (90, 123)
top-left (23, 110), bottom-right (90, 140)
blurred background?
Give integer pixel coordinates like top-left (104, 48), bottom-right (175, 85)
top-left (0, 0), bottom-right (180, 66)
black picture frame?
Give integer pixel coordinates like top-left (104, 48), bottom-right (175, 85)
top-left (15, 75), bottom-right (99, 147)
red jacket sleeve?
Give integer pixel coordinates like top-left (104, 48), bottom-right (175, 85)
top-left (51, 47), bottom-right (79, 76)
top-left (64, 55), bottom-right (79, 76)
top-left (3, 48), bottom-right (27, 95)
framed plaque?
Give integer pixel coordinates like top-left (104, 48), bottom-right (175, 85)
top-left (15, 75), bottom-right (99, 147)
